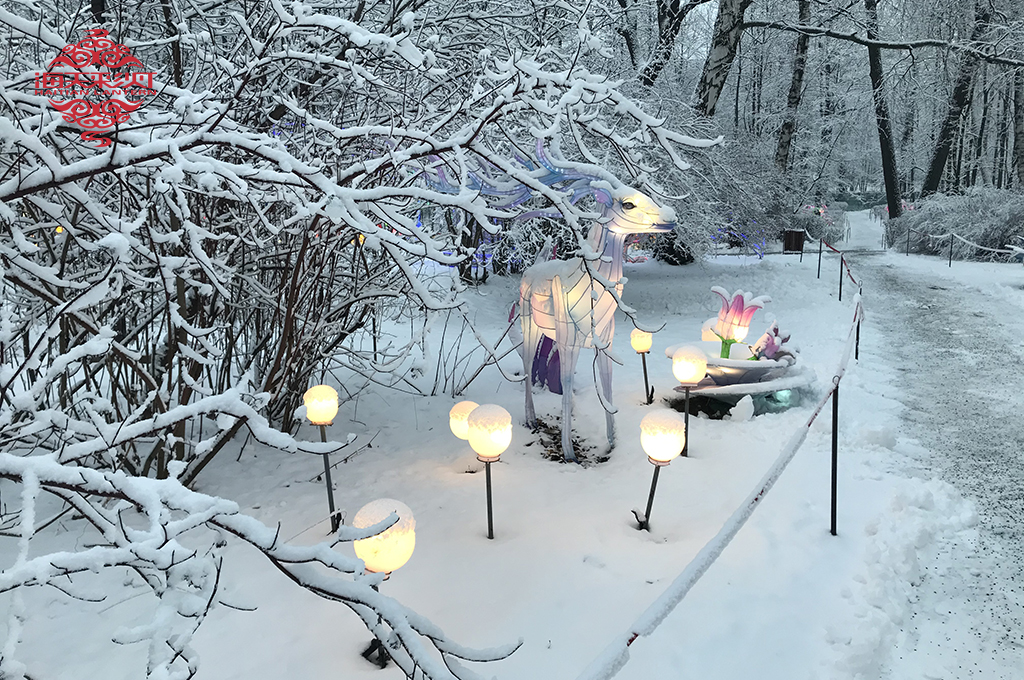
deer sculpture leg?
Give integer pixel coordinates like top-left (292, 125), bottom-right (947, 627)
top-left (551, 275), bottom-right (580, 462)
top-left (519, 287), bottom-right (542, 428)
top-left (596, 347), bottom-right (616, 451)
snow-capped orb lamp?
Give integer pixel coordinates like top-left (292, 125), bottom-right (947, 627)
top-left (449, 400), bottom-right (479, 440)
top-left (634, 410), bottom-right (686, 531)
top-left (672, 346), bottom-right (708, 387)
top-left (353, 498), bottom-right (416, 576)
top-left (630, 329), bottom-right (653, 354)
top-left (303, 385), bottom-right (339, 425)
top-left (631, 329), bottom-right (656, 405)
top-left (639, 410), bottom-right (686, 466)
top-left (466, 404), bottom-right (512, 462)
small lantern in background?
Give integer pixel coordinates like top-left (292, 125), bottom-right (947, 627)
top-left (633, 410), bottom-right (687, 531)
top-left (466, 404), bottom-right (512, 539)
top-left (449, 400), bottom-right (479, 440)
top-left (671, 346), bottom-right (707, 458)
top-left (630, 328), bottom-right (653, 353)
top-left (630, 328), bottom-right (655, 405)
top-left (304, 384), bottom-right (341, 532)
top-left (353, 498), bottom-right (416, 668)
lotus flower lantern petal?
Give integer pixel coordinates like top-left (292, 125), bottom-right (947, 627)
top-left (710, 286), bottom-right (771, 358)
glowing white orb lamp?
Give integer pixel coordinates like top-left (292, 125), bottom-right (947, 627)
top-left (631, 329), bottom-right (655, 405)
top-left (353, 498), bottom-right (416, 576)
top-left (639, 410), bottom-right (687, 467)
top-left (635, 410), bottom-right (687, 532)
top-left (449, 400), bottom-right (479, 440)
top-left (672, 346), bottom-right (708, 387)
top-left (303, 384), bottom-right (339, 425)
top-left (465, 404), bottom-right (511, 540)
top-left (630, 329), bottom-right (653, 354)
top-left (304, 384), bottom-right (341, 532)
top-left (466, 404), bottom-right (512, 463)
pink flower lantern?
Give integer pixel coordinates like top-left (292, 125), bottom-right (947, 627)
top-left (710, 286), bottom-right (771, 358)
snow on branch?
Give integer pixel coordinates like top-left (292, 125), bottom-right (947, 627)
top-left (0, 453), bottom-right (520, 679)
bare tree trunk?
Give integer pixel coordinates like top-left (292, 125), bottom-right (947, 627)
top-left (920, 3), bottom-right (991, 197)
top-left (774, 0), bottom-right (811, 171)
top-left (91, 0), bottom-right (105, 23)
top-left (994, 87), bottom-right (1011, 188)
top-left (972, 66), bottom-right (990, 186)
top-left (638, 0), bottom-right (713, 87)
top-left (864, 0), bottom-right (902, 219)
top-left (695, 0), bottom-right (754, 117)
top-left (1014, 69), bottom-right (1024, 187)
top-left (615, 0), bottom-right (640, 69)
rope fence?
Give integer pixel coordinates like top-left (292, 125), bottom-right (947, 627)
top-left (899, 226), bottom-right (1023, 267)
top-left (576, 286), bottom-right (865, 680)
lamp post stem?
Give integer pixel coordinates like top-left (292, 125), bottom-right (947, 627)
top-left (640, 352), bottom-right (653, 405)
top-left (485, 460), bottom-right (494, 540)
top-left (817, 239), bottom-right (823, 278)
top-left (361, 587), bottom-right (390, 668)
top-left (830, 383), bottom-right (839, 537)
top-left (948, 234), bottom-right (954, 267)
top-left (682, 386), bottom-right (690, 457)
top-left (642, 465), bottom-right (661, 531)
top-left (320, 424), bottom-right (338, 533)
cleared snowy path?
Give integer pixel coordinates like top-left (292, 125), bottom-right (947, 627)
top-left (844, 211), bottom-right (1024, 677)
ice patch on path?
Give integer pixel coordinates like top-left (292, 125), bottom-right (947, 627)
top-left (827, 478), bottom-right (977, 679)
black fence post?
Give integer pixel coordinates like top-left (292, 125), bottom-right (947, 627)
top-left (855, 317), bottom-right (861, 361)
top-left (906, 228), bottom-right (910, 256)
top-left (817, 239), bottom-right (823, 279)
top-left (830, 381), bottom-right (839, 537)
top-left (948, 235), bottom-right (954, 267)
top-left (838, 255), bottom-right (844, 302)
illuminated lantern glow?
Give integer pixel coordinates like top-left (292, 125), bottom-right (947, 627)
top-left (630, 329), bottom-right (653, 354)
top-left (710, 286), bottom-right (771, 358)
top-left (353, 499), bottom-right (416, 575)
top-left (303, 384), bottom-right (339, 425)
top-left (640, 410), bottom-right (686, 466)
top-left (701, 318), bottom-right (718, 341)
top-left (672, 346), bottom-right (708, 387)
top-left (466, 404), bottom-right (512, 462)
top-left (449, 400), bottom-right (479, 440)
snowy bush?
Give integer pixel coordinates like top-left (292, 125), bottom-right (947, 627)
top-left (886, 188), bottom-right (1024, 259)
top-left (0, 454), bottom-right (520, 679)
top-left (0, 0), bottom-right (717, 675)
top-left (791, 203), bottom-right (848, 244)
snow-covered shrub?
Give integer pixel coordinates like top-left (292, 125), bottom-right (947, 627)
top-left (652, 139), bottom-right (793, 263)
top-left (791, 203), bottom-right (848, 244)
top-left (0, 0), bottom-right (716, 675)
top-left (0, 454), bottom-right (520, 679)
top-left (887, 188), bottom-right (1024, 259)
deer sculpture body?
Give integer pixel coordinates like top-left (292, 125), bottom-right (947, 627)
top-left (428, 141), bottom-right (676, 462)
top-left (519, 189), bottom-right (674, 462)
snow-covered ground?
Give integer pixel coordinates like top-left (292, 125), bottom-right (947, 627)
top-left (4, 212), bottom-right (1022, 680)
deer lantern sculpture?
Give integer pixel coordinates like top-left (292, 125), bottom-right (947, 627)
top-left (428, 141), bottom-right (676, 462)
